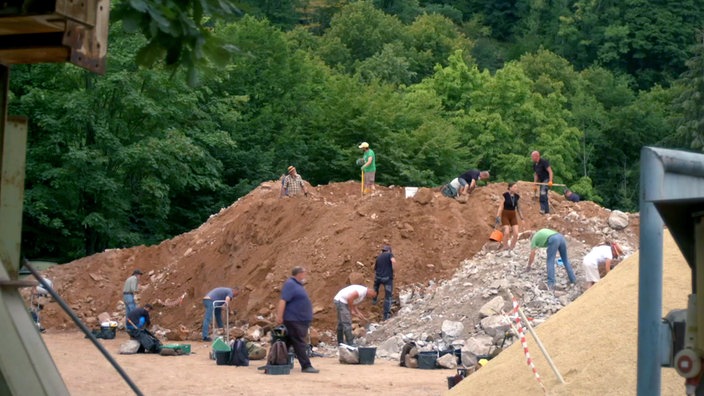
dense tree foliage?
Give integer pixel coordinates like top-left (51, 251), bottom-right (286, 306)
top-left (9, 0), bottom-right (701, 261)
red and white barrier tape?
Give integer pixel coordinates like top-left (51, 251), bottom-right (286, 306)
top-left (512, 297), bottom-right (546, 393)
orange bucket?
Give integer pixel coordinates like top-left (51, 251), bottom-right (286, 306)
top-left (489, 229), bottom-right (503, 242)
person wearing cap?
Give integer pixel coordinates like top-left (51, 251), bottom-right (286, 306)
top-left (125, 304), bottom-right (161, 353)
top-left (201, 286), bottom-right (240, 341)
top-left (457, 169), bottom-right (490, 196)
top-left (526, 229), bottom-right (577, 291)
top-left (564, 189), bottom-right (581, 202)
top-left (531, 151), bottom-right (553, 214)
top-left (582, 242), bottom-right (624, 289)
top-left (372, 245), bottom-right (397, 320)
top-left (276, 266), bottom-right (319, 373)
top-left (281, 165), bottom-right (309, 198)
top-left (333, 285), bottom-right (377, 345)
top-left (358, 142), bottom-right (376, 194)
top-left (123, 269), bottom-right (143, 316)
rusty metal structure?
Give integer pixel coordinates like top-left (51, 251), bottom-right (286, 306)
top-left (0, 0), bottom-right (109, 393)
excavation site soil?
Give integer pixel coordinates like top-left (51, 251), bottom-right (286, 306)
top-left (33, 180), bottom-right (691, 395)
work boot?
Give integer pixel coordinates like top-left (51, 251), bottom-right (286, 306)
top-left (302, 366), bottom-right (320, 373)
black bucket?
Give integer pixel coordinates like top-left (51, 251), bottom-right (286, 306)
top-left (447, 374), bottom-right (464, 389)
top-left (417, 351), bottom-right (438, 369)
top-left (215, 350), bottom-right (230, 365)
top-left (454, 349), bottom-right (462, 365)
top-left (358, 347), bottom-right (377, 365)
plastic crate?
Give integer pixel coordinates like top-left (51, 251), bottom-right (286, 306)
top-left (265, 365), bottom-right (291, 375)
top-left (162, 344), bottom-right (191, 355)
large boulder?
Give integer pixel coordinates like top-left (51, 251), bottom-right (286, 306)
top-left (339, 346), bottom-right (359, 364)
top-left (413, 188), bottom-right (434, 205)
top-left (608, 210), bottom-right (629, 230)
top-left (437, 353), bottom-right (458, 369)
top-left (464, 335), bottom-right (494, 356)
top-left (479, 296), bottom-right (505, 318)
top-left (480, 315), bottom-right (511, 337)
top-left (119, 340), bottom-right (141, 354)
top-left (441, 320), bottom-right (464, 338)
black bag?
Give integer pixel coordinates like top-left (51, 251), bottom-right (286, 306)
top-left (267, 340), bottom-right (289, 366)
top-left (229, 338), bottom-right (250, 366)
top-left (399, 341), bottom-right (416, 367)
top-left (131, 329), bottom-right (161, 353)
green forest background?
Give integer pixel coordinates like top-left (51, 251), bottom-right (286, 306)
top-left (9, 0), bottom-right (704, 262)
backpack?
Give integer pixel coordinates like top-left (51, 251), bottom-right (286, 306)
top-left (441, 184), bottom-right (457, 198)
top-left (399, 341), bottom-right (416, 367)
top-left (229, 338), bottom-right (250, 366)
top-left (267, 340), bottom-right (289, 366)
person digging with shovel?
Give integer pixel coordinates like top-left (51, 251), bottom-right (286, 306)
top-left (333, 285), bottom-right (377, 346)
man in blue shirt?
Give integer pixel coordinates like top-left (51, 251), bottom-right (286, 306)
top-left (202, 286), bottom-right (239, 341)
top-left (276, 266), bottom-right (319, 373)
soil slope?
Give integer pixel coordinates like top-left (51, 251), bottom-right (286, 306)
top-left (36, 181), bottom-right (637, 339)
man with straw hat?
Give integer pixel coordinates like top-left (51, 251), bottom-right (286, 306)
top-left (281, 165), bottom-right (309, 198)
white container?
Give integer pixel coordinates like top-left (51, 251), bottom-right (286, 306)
top-left (405, 187), bottom-right (419, 198)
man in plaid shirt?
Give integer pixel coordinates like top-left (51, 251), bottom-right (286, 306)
top-left (282, 166), bottom-right (309, 197)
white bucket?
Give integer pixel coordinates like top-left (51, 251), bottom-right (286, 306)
top-left (405, 187), bottom-right (419, 198)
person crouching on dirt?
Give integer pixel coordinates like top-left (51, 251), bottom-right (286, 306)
top-left (582, 242), bottom-right (624, 289)
top-left (281, 166), bottom-right (309, 198)
top-left (373, 245), bottom-right (396, 320)
top-left (496, 182), bottom-right (524, 251)
top-left (126, 304), bottom-right (161, 353)
top-left (564, 189), bottom-right (581, 202)
top-left (333, 285), bottom-right (377, 346)
top-left (458, 169), bottom-right (490, 196)
top-left (276, 266), bottom-right (319, 373)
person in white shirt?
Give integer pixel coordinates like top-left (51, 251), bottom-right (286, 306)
top-left (582, 242), bottom-right (624, 289)
top-left (333, 285), bottom-right (377, 345)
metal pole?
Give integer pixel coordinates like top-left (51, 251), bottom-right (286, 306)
top-left (638, 147), bottom-right (664, 395)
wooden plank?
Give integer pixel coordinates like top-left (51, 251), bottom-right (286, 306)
top-left (0, 15), bottom-right (65, 35)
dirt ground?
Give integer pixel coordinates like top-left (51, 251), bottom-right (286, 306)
top-left (43, 331), bottom-right (452, 396)
top-left (35, 180), bottom-right (633, 342)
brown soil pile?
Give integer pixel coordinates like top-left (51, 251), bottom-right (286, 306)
top-left (36, 181), bottom-right (636, 339)
top-left (448, 231), bottom-right (688, 395)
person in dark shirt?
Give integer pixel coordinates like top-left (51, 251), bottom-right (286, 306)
top-left (372, 245), bottom-right (397, 320)
top-left (564, 189), bottom-right (581, 202)
top-left (202, 286), bottom-right (240, 341)
top-left (495, 182), bottom-right (524, 251)
top-left (458, 169), bottom-right (490, 196)
top-left (126, 304), bottom-right (152, 335)
top-left (531, 151), bottom-right (553, 214)
top-left (276, 266), bottom-right (319, 373)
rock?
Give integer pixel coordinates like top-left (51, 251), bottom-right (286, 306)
top-left (460, 349), bottom-right (478, 367)
top-left (405, 356), bottom-right (418, 368)
top-left (339, 345), bottom-right (359, 364)
top-left (230, 327), bottom-right (245, 339)
top-left (119, 340), bottom-right (141, 354)
top-left (399, 290), bottom-right (413, 307)
top-left (98, 312), bottom-right (112, 324)
top-left (85, 317), bottom-right (98, 326)
top-left (608, 210), bottom-right (629, 229)
top-left (480, 315), bottom-right (511, 337)
top-left (479, 296), bottom-right (505, 318)
top-left (378, 335), bottom-right (404, 357)
top-left (245, 325), bottom-right (262, 341)
top-left (413, 188), bottom-right (434, 205)
top-left (437, 353), bottom-right (458, 369)
top-left (464, 335), bottom-right (494, 356)
top-left (441, 320), bottom-right (464, 338)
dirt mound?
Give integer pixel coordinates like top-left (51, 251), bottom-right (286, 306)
top-left (448, 231), bottom-right (688, 395)
top-left (35, 181), bottom-right (637, 340)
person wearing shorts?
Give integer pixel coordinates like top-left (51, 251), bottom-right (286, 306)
top-left (496, 182), bottom-right (524, 250)
top-left (359, 142), bottom-right (376, 194)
